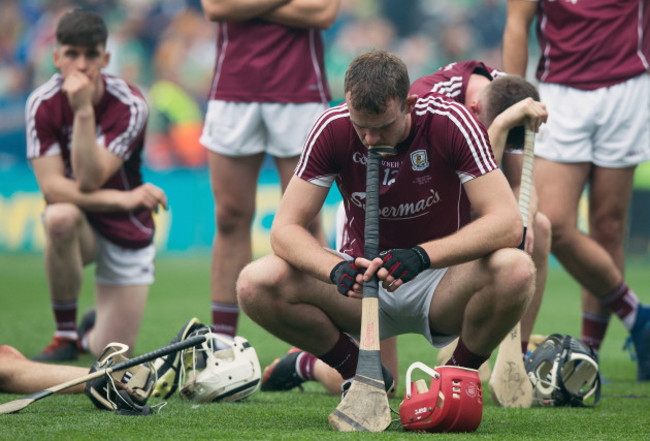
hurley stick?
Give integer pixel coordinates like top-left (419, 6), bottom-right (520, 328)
top-left (488, 127), bottom-right (535, 408)
top-left (0, 334), bottom-right (206, 415)
top-left (328, 146), bottom-right (395, 432)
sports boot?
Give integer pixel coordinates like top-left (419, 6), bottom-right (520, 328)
top-left (627, 304), bottom-right (650, 381)
top-left (261, 348), bottom-right (306, 392)
top-left (30, 335), bottom-right (79, 362)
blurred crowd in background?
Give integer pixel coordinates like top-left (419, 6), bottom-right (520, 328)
top-left (0, 0), bottom-right (516, 170)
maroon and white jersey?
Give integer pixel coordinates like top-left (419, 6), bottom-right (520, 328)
top-left (25, 73), bottom-right (153, 249)
top-left (297, 93), bottom-right (497, 257)
top-left (534, 0), bottom-right (650, 89)
top-left (208, 19), bottom-right (331, 104)
top-left (410, 61), bottom-right (504, 102)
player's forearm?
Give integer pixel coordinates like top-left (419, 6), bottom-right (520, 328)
top-left (200, 0), bottom-right (290, 22)
top-left (40, 176), bottom-right (129, 213)
top-left (262, 0), bottom-right (340, 29)
top-left (419, 211), bottom-right (523, 269)
top-left (271, 224), bottom-right (340, 283)
top-left (502, 0), bottom-right (536, 76)
top-left (70, 106), bottom-right (104, 192)
top-left (487, 119), bottom-right (509, 165)
top-left (421, 171), bottom-right (524, 268)
top-left (502, 31), bottom-right (529, 77)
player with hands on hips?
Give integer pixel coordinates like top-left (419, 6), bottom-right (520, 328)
top-left (26, 9), bottom-right (167, 362)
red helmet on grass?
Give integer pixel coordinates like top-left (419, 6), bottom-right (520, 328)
top-left (399, 363), bottom-right (483, 433)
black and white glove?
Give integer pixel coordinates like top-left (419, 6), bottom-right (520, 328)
top-left (330, 260), bottom-right (361, 296)
top-left (378, 246), bottom-right (431, 284)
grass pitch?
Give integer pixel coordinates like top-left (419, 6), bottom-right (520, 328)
top-left (0, 253), bottom-right (649, 440)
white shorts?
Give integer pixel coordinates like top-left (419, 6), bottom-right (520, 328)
top-left (535, 72), bottom-right (650, 168)
top-left (94, 233), bottom-right (155, 286)
top-left (200, 101), bottom-right (327, 158)
top-left (339, 252), bottom-right (454, 347)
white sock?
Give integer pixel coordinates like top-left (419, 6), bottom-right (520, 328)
top-left (54, 330), bottom-right (78, 340)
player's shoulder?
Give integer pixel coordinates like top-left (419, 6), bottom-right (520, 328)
top-left (413, 92), bottom-right (485, 136)
top-left (26, 74), bottom-right (63, 115)
top-left (312, 101), bottom-right (351, 132)
top-left (103, 74), bottom-right (148, 114)
top-left (436, 60), bottom-right (485, 75)
top-left (443, 60), bottom-right (504, 80)
top-left (414, 91), bottom-right (469, 116)
top-left (321, 101), bottom-right (349, 120)
top-left (103, 74), bottom-right (146, 103)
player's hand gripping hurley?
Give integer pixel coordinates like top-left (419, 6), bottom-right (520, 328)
top-left (488, 127), bottom-right (535, 408)
top-left (0, 334), bottom-right (206, 415)
top-left (328, 146), bottom-right (395, 432)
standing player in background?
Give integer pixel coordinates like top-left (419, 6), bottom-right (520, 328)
top-left (261, 61), bottom-right (548, 395)
top-left (196, 0), bottom-right (339, 347)
top-left (26, 9), bottom-right (167, 362)
top-left (503, 0), bottom-right (650, 380)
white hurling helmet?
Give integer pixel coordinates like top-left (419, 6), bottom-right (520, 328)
top-left (179, 329), bottom-right (261, 403)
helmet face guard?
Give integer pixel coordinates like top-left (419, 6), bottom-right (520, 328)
top-left (525, 334), bottom-right (601, 407)
top-left (85, 342), bottom-right (156, 416)
top-left (399, 362), bottom-right (483, 433)
top-left (179, 330), bottom-right (261, 403)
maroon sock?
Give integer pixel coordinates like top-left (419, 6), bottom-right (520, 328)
top-left (521, 341), bottom-right (529, 359)
top-left (600, 282), bottom-right (638, 331)
top-left (581, 311), bottom-right (611, 352)
top-left (211, 302), bottom-right (239, 338)
top-left (296, 352), bottom-right (318, 381)
top-left (52, 300), bottom-right (77, 337)
top-left (320, 333), bottom-right (359, 380)
top-left (446, 337), bottom-right (490, 370)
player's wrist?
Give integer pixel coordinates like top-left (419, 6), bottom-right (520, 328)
top-left (378, 246), bottom-right (431, 284)
top-left (411, 246), bottom-right (431, 271)
top-left (73, 104), bottom-right (95, 119)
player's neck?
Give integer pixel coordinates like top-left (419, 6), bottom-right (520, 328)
top-left (464, 74), bottom-right (490, 107)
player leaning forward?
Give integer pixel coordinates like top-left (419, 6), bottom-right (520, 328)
top-left (26, 9), bottom-right (167, 361)
top-left (237, 50), bottom-right (535, 407)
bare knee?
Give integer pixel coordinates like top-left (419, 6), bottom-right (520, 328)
top-left (590, 215), bottom-right (626, 252)
top-left (43, 203), bottom-right (84, 243)
top-left (490, 249), bottom-right (535, 311)
top-left (215, 201), bottom-right (255, 236)
top-left (236, 255), bottom-right (291, 314)
top-left (236, 262), bottom-right (263, 312)
top-left (550, 222), bottom-right (574, 256)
